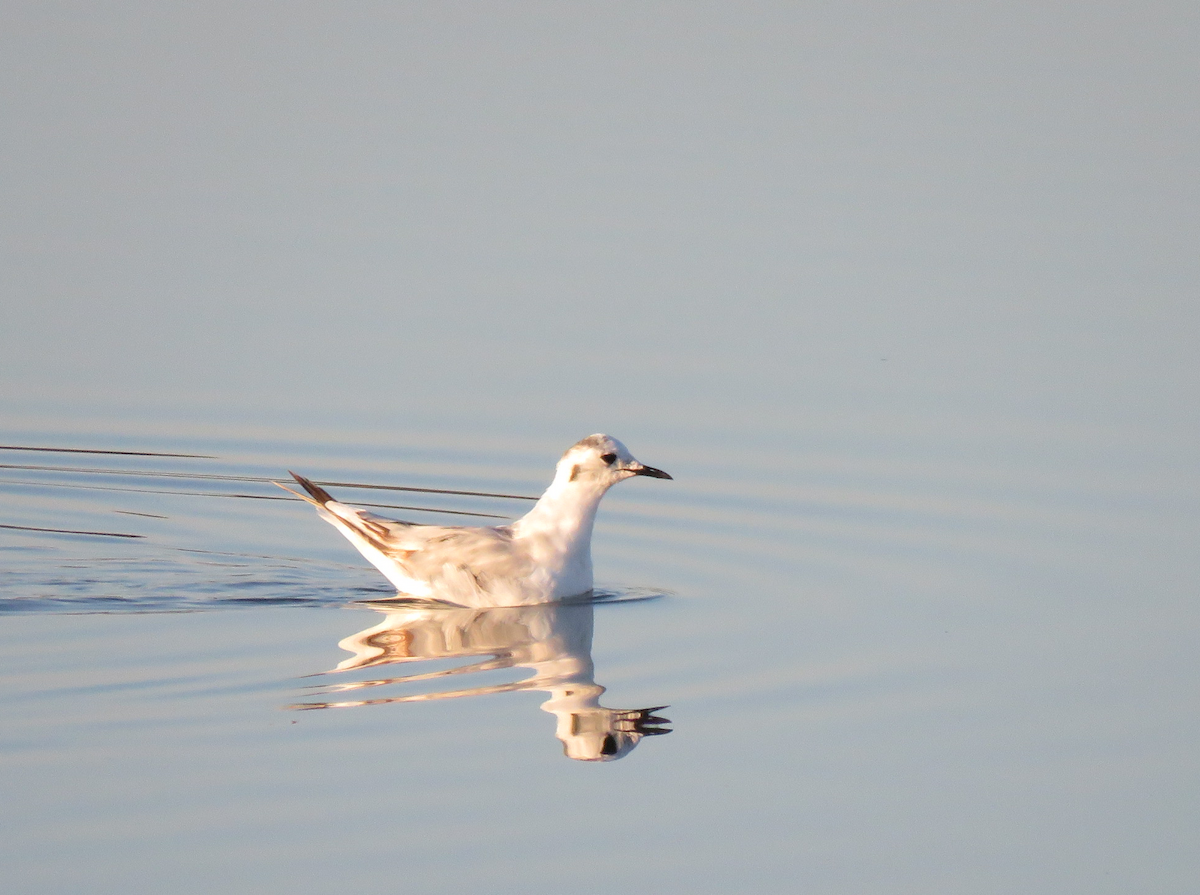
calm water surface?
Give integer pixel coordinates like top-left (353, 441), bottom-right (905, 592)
top-left (1, 408), bottom-right (1196, 893)
top-left (3, 5), bottom-right (1198, 892)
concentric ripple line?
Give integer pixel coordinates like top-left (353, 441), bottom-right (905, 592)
top-left (0, 444), bottom-right (216, 458)
top-left (0, 478), bottom-right (513, 519)
top-left (0, 463), bottom-right (539, 501)
top-left (0, 522), bottom-right (143, 538)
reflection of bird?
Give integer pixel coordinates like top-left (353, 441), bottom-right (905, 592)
top-left (294, 600), bottom-right (672, 762)
top-left (278, 435), bottom-right (671, 608)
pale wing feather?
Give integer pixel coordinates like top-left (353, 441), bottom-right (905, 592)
top-left (320, 501), bottom-right (536, 599)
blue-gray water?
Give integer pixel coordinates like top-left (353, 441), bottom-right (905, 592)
top-left (2, 5), bottom-right (1198, 893)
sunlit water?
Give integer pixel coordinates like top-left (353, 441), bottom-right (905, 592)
top-left (3, 6), bottom-right (1199, 891)
top-left (2, 408), bottom-right (1196, 893)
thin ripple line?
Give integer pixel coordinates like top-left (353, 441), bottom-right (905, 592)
top-left (0, 463), bottom-right (539, 501)
top-left (0, 523), bottom-right (143, 539)
top-left (0, 444), bottom-right (216, 458)
top-left (0, 478), bottom-right (512, 519)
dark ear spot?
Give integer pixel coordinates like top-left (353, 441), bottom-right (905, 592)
top-left (569, 464), bottom-right (582, 482)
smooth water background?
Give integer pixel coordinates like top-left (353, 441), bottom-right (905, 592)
top-left (2, 4), bottom-right (1198, 893)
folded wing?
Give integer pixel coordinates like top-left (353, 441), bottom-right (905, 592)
top-left (279, 473), bottom-right (534, 601)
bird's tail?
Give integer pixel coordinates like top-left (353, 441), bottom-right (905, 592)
top-left (274, 471), bottom-right (335, 508)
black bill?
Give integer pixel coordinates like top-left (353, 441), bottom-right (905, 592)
top-left (634, 465), bottom-right (673, 480)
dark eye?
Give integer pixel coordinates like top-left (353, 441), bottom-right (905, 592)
top-left (600, 452), bottom-right (617, 465)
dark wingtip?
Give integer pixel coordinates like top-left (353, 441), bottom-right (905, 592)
top-left (289, 471), bottom-right (334, 505)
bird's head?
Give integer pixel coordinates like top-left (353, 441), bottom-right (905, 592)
top-left (555, 434), bottom-right (672, 491)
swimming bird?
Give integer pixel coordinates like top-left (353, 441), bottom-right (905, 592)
top-left (278, 434), bottom-right (671, 607)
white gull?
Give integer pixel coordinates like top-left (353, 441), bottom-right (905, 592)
top-left (278, 434), bottom-right (671, 607)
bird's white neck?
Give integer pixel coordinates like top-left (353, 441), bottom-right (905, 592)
top-left (511, 470), bottom-right (610, 594)
top-left (515, 476), bottom-right (606, 545)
